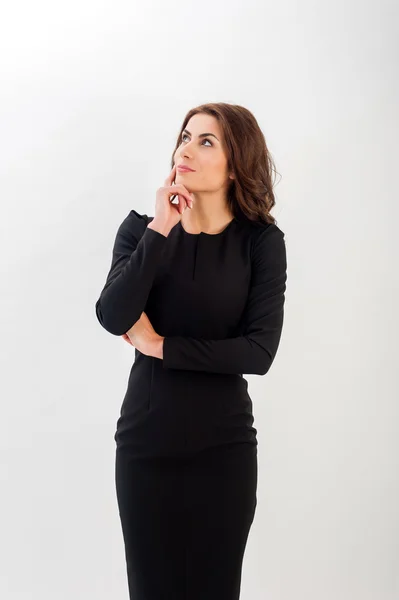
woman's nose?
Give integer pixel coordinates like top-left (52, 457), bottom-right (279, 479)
top-left (182, 140), bottom-right (195, 154)
top-left (182, 144), bottom-right (194, 158)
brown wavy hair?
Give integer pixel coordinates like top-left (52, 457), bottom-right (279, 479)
top-left (170, 102), bottom-right (281, 226)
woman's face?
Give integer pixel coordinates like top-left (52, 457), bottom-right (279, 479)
top-left (173, 113), bottom-right (233, 193)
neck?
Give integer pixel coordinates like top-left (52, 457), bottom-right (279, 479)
top-left (181, 192), bottom-right (234, 235)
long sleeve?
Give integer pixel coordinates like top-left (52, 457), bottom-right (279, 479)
top-left (162, 224), bottom-right (287, 375)
top-left (95, 210), bottom-right (167, 336)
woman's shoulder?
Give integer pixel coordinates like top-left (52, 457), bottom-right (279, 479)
top-left (238, 216), bottom-right (285, 242)
top-left (236, 218), bottom-right (286, 266)
top-left (116, 209), bottom-right (152, 242)
top-left (127, 209), bottom-right (150, 224)
top-left (120, 208), bottom-right (154, 227)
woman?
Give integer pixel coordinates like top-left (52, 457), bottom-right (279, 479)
top-left (95, 102), bottom-right (287, 599)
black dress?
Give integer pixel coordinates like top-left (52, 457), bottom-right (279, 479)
top-left (95, 210), bottom-right (287, 599)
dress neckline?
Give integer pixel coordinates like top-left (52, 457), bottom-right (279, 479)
top-left (178, 217), bottom-right (236, 237)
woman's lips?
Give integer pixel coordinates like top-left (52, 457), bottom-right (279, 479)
top-left (177, 166), bottom-right (195, 172)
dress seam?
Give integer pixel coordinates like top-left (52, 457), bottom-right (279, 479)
top-left (148, 358), bottom-right (154, 411)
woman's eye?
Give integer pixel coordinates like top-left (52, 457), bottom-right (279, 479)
top-left (181, 134), bottom-right (212, 147)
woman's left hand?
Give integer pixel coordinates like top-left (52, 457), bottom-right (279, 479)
top-left (122, 312), bottom-right (164, 359)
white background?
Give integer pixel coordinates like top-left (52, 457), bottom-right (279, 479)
top-left (0, 1), bottom-right (398, 598)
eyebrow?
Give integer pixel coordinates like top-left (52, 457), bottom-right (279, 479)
top-left (182, 128), bottom-right (219, 141)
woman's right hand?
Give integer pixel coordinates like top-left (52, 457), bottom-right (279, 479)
top-left (152, 165), bottom-right (194, 231)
